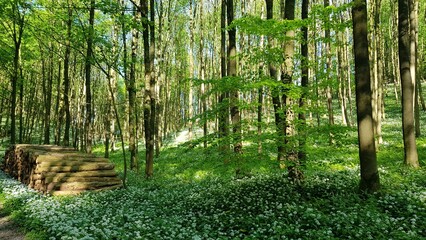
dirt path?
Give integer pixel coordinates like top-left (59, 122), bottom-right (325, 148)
top-left (0, 203), bottom-right (25, 240)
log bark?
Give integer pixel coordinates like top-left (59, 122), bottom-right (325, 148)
top-left (2, 144), bottom-right (122, 195)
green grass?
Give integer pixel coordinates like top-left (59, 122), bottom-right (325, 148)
top-left (0, 92), bottom-right (425, 239)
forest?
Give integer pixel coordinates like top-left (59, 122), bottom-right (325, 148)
top-left (0, 0), bottom-right (425, 239)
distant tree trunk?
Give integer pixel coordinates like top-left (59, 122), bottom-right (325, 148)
top-left (227, 0), bottom-right (242, 154)
top-left (63, 1), bottom-right (72, 146)
top-left (265, 0), bottom-right (285, 162)
top-left (219, 0), bottom-right (229, 153)
top-left (352, 0), bottom-right (380, 192)
top-left (282, 0), bottom-right (301, 181)
top-left (127, 2), bottom-right (138, 170)
top-left (188, 0), bottom-right (195, 141)
top-left (84, 0), bottom-right (95, 153)
top-left (418, 76), bottom-right (426, 111)
top-left (298, 0), bottom-right (309, 161)
top-left (337, 28), bottom-right (351, 127)
top-left (369, 0), bottom-right (384, 147)
top-left (10, 5), bottom-right (25, 144)
top-left (149, 0), bottom-right (158, 157)
top-left (141, 0), bottom-right (155, 178)
top-left (410, 0), bottom-right (420, 137)
top-left (18, 64), bottom-right (24, 143)
top-left (324, 0), bottom-right (334, 145)
top-left (43, 45), bottom-right (54, 144)
top-left (199, 0), bottom-right (208, 148)
top-left (258, 29), bottom-right (265, 154)
top-left (399, 0), bottom-right (419, 167)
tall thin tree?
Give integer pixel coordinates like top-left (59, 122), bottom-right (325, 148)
top-left (352, 0), bottom-right (380, 192)
top-left (63, 0), bottom-right (72, 146)
top-left (227, 0), bottom-right (242, 154)
top-left (219, 0), bottom-right (229, 153)
top-left (84, 0), bottom-right (95, 153)
top-left (399, 0), bottom-right (419, 167)
top-left (298, 0), bottom-right (309, 162)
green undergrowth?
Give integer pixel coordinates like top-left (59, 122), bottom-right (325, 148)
top-left (0, 104), bottom-right (425, 239)
top-left (0, 130), bottom-right (425, 239)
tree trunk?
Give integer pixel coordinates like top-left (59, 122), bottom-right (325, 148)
top-left (128, 2), bottom-right (138, 171)
top-left (298, 0), bottom-right (309, 161)
top-left (352, 0), bottom-right (380, 193)
top-left (188, 0), bottom-right (195, 141)
top-left (141, 0), bottom-right (155, 178)
top-left (199, 0), bottom-right (208, 148)
top-left (227, 0), bottom-right (242, 154)
top-left (43, 45), bottom-right (54, 144)
top-left (10, 6), bottom-right (25, 144)
top-left (324, 0), bottom-right (334, 145)
top-left (265, 0), bottom-right (285, 162)
top-left (282, 0), bottom-right (301, 181)
top-left (219, 0), bottom-right (229, 153)
top-left (84, 0), bottom-right (95, 153)
top-left (63, 1), bottom-right (72, 146)
top-left (410, 0), bottom-right (420, 137)
top-left (400, 0), bottom-right (419, 167)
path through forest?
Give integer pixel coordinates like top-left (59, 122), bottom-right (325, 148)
top-left (0, 202), bottom-right (25, 240)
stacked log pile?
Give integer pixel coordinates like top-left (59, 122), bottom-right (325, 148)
top-left (1, 144), bottom-right (122, 195)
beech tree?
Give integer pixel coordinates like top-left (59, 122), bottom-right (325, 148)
top-left (399, 0), bottom-right (420, 167)
top-left (352, 0), bottom-right (380, 192)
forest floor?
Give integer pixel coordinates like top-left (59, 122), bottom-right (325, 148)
top-left (0, 202), bottom-right (25, 240)
top-left (0, 93), bottom-right (425, 239)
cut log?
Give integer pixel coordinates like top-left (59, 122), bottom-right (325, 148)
top-left (34, 163), bottom-right (115, 173)
top-left (30, 170), bottom-right (118, 180)
top-left (33, 177), bottom-right (122, 185)
top-left (35, 155), bottom-right (107, 164)
top-left (46, 181), bottom-right (122, 191)
top-left (51, 185), bottom-right (122, 196)
top-left (1, 144), bottom-right (122, 195)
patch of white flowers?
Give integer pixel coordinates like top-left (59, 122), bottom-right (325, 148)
top-left (0, 171), bottom-right (425, 239)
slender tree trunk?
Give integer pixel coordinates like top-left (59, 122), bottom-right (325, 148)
top-left (258, 28), bottom-right (265, 154)
top-left (227, 0), bottom-right (242, 154)
top-left (43, 45), bottom-right (54, 144)
top-left (142, 0), bottom-right (155, 178)
top-left (63, 1), bottom-right (72, 146)
top-left (352, 0), bottom-right (380, 192)
top-left (282, 0), bottom-right (301, 181)
top-left (188, 0), bottom-right (195, 141)
top-left (199, 0), bottom-right (208, 148)
top-left (298, 0), bottom-right (309, 161)
top-left (107, 68), bottom-right (127, 188)
top-left (10, 13), bottom-right (24, 144)
top-left (400, 0), bottom-right (419, 167)
top-left (265, 0), bottom-right (284, 162)
top-left (410, 0), bottom-right (420, 137)
top-left (324, 0), bottom-right (334, 145)
top-left (219, 0), bottom-right (229, 153)
top-left (128, 2), bottom-right (138, 171)
top-left (84, 0), bottom-right (95, 153)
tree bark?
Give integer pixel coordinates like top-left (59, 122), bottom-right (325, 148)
top-left (128, 2), bottom-right (138, 171)
top-left (298, 0), bottom-right (309, 161)
top-left (141, 0), bottom-right (155, 178)
top-left (84, 0), bottom-right (95, 153)
top-left (265, 0), bottom-right (285, 162)
top-left (410, 0), bottom-right (420, 137)
top-left (10, 3), bottom-right (25, 144)
top-left (219, 0), bottom-right (229, 153)
top-left (227, 0), bottom-right (242, 154)
top-left (352, 0), bottom-right (380, 192)
top-left (63, 0), bottom-right (72, 146)
top-left (399, 0), bottom-right (419, 167)
top-left (324, 0), bottom-right (334, 146)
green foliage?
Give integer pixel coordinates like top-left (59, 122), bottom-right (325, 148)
top-left (1, 108), bottom-right (425, 239)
